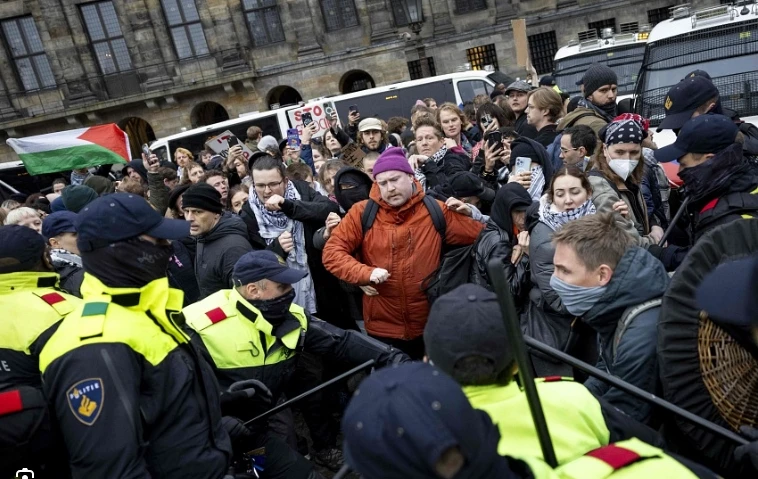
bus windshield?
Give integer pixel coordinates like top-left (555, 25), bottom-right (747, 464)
top-left (553, 43), bottom-right (646, 96)
top-left (636, 19), bottom-right (758, 124)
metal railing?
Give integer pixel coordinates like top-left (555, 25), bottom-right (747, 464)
top-left (0, 44), bottom-right (255, 126)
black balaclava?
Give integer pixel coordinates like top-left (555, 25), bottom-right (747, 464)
top-left (81, 237), bottom-right (173, 288)
top-left (334, 167), bottom-right (373, 212)
top-left (489, 183), bottom-right (532, 240)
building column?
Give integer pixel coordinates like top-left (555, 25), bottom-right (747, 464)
top-left (290, 0), bottom-right (325, 57)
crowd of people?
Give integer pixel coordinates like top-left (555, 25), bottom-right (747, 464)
top-left (2, 61), bottom-right (758, 479)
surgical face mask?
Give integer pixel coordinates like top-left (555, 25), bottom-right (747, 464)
top-left (549, 274), bottom-right (607, 317)
top-left (608, 159), bottom-right (639, 181)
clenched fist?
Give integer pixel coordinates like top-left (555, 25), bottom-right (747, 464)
top-left (278, 231), bottom-right (294, 253)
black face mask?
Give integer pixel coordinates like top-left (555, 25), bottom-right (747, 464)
top-left (678, 144), bottom-right (748, 203)
top-left (338, 185), bottom-right (370, 211)
top-left (250, 288), bottom-right (296, 325)
top-left (81, 238), bottom-right (174, 288)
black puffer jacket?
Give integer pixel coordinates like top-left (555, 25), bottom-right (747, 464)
top-left (475, 183), bottom-right (532, 304)
top-left (193, 213), bottom-right (252, 299)
top-left (421, 148), bottom-right (472, 190)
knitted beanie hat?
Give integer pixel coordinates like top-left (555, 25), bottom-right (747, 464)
top-left (582, 64), bottom-right (618, 98)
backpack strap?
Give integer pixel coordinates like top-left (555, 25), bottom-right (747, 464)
top-left (361, 195), bottom-right (446, 241)
top-left (613, 298), bottom-right (662, 361)
top-left (422, 195), bottom-right (447, 243)
top-left (361, 199), bottom-right (380, 236)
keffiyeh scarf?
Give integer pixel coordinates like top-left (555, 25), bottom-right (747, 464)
top-left (250, 181), bottom-right (316, 313)
top-left (538, 195), bottom-right (597, 232)
top-left (414, 145), bottom-right (449, 191)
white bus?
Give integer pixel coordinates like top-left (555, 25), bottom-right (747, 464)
top-left (553, 27), bottom-right (649, 97)
top-left (148, 70), bottom-right (509, 163)
top-left (634, 2), bottom-right (758, 141)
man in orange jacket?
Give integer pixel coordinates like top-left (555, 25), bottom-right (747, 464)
top-left (322, 147), bottom-right (483, 359)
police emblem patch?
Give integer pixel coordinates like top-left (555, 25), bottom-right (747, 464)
top-left (664, 96), bottom-right (673, 111)
top-left (66, 378), bottom-right (104, 426)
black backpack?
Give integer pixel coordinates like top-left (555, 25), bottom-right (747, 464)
top-left (361, 196), bottom-right (479, 304)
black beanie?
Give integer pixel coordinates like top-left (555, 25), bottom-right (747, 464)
top-left (182, 183), bottom-right (223, 214)
top-left (582, 64), bottom-right (618, 98)
top-left (61, 185), bottom-right (99, 213)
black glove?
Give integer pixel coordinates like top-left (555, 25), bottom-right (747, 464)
top-left (735, 426), bottom-right (758, 470)
top-left (222, 416), bottom-right (253, 441)
top-left (220, 379), bottom-right (273, 420)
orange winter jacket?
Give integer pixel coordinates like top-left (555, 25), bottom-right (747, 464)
top-left (322, 181), bottom-right (484, 340)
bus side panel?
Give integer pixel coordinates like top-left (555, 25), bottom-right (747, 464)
top-left (334, 80), bottom-right (455, 123)
top-left (165, 114), bottom-right (283, 159)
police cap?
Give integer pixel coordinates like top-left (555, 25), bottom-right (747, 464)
top-left (0, 225), bottom-right (46, 273)
top-left (75, 193), bottom-right (190, 252)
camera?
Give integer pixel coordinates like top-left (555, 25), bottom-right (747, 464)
top-left (16, 468), bottom-right (35, 479)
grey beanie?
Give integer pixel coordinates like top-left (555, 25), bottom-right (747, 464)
top-left (257, 135), bottom-right (279, 154)
top-left (582, 64), bottom-right (618, 98)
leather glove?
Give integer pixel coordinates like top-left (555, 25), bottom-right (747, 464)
top-left (220, 379), bottom-right (273, 419)
top-left (735, 426), bottom-right (758, 470)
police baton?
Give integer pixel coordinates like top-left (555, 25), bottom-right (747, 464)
top-left (523, 336), bottom-right (749, 446)
top-left (487, 259), bottom-right (559, 468)
top-left (658, 195), bottom-right (690, 247)
top-left (244, 359), bottom-right (375, 427)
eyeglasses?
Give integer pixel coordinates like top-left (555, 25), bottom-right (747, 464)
top-left (560, 147), bottom-right (579, 154)
top-left (254, 179), bottom-right (284, 191)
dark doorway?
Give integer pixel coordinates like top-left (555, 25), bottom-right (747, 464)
top-left (191, 101), bottom-right (230, 128)
top-left (267, 86), bottom-right (303, 109)
top-left (340, 70), bottom-right (375, 93)
top-left (118, 117), bottom-right (157, 159)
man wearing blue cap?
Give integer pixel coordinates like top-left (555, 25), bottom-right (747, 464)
top-left (42, 210), bottom-right (83, 297)
top-left (39, 193), bottom-right (233, 478)
top-left (0, 225), bottom-right (81, 477)
top-left (650, 114), bottom-right (758, 270)
top-left (183, 249), bottom-right (409, 471)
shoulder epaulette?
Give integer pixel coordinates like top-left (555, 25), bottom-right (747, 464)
top-left (33, 291), bottom-right (75, 317)
top-left (538, 376), bottom-right (574, 383)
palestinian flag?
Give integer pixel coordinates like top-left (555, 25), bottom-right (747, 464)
top-left (6, 123), bottom-right (131, 175)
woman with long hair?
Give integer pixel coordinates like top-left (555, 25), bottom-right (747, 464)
top-left (588, 118), bottom-right (664, 246)
top-left (524, 167), bottom-right (598, 377)
top-left (471, 102), bottom-right (515, 161)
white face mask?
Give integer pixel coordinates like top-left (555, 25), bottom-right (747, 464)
top-left (608, 159), bottom-right (639, 181)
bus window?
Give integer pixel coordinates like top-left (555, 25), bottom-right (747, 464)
top-left (456, 80), bottom-right (493, 103)
top-left (335, 80), bottom-right (455, 121)
top-left (151, 144), bottom-right (168, 164)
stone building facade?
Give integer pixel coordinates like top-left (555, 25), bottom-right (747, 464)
top-left (0, 0), bottom-right (714, 161)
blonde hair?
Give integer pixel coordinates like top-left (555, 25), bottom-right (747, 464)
top-left (4, 206), bottom-right (40, 225)
top-left (528, 87), bottom-right (564, 123)
top-left (435, 103), bottom-right (466, 132)
top-left (174, 147), bottom-right (194, 161)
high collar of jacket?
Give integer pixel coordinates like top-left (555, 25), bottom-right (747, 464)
top-left (0, 271), bottom-right (59, 294)
top-left (200, 212), bottom-right (247, 242)
top-left (463, 382), bottom-right (520, 407)
top-left (80, 273), bottom-right (188, 343)
top-left (369, 179), bottom-right (426, 217)
top-left (583, 247), bottom-right (670, 339)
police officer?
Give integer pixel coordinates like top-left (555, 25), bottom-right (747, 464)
top-left (0, 225), bottom-right (80, 478)
top-left (39, 194), bottom-right (232, 478)
top-left (423, 284), bottom-right (665, 465)
top-left (183, 250), bottom-right (409, 469)
top-left (651, 114), bottom-right (758, 270)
